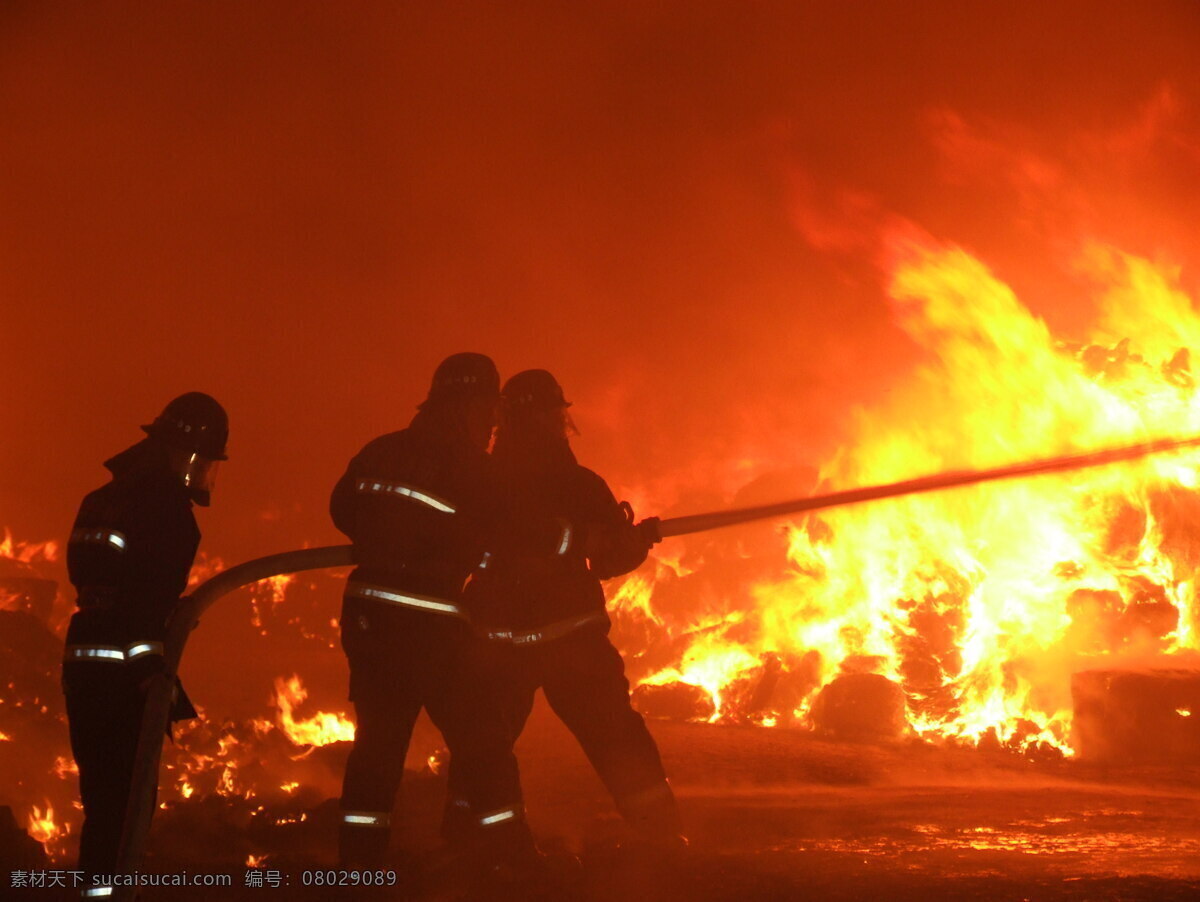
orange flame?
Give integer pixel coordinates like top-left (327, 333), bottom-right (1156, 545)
top-left (52, 755), bottom-right (78, 778)
top-left (27, 802), bottom-right (65, 855)
top-left (250, 573), bottom-right (295, 634)
top-left (272, 675), bottom-right (355, 747)
top-left (622, 235), bottom-right (1200, 753)
top-left (186, 552), bottom-right (226, 589)
top-left (0, 528), bottom-right (58, 563)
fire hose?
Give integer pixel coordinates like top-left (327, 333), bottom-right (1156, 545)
top-left (653, 433), bottom-right (1200, 538)
top-left (113, 432), bottom-right (1200, 886)
top-left (115, 546), bottom-right (355, 887)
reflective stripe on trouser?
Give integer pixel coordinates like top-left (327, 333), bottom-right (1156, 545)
top-left (64, 641), bottom-right (165, 663)
top-left (345, 580), bottom-right (464, 618)
top-left (81, 887), bottom-right (114, 898)
top-left (483, 610), bottom-right (606, 646)
top-left (476, 804), bottom-right (523, 828)
top-left (341, 809), bottom-right (391, 827)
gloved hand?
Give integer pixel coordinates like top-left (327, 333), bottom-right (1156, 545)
top-left (589, 503), bottom-right (656, 579)
top-left (635, 516), bottom-right (662, 547)
top-left (619, 502), bottom-right (661, 551)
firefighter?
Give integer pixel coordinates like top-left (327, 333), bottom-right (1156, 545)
top-left (462, 369), bottom-right (685, 876)
top-left (331, 352), bottom-right (507, 871)
top-left (63, 392), bottom-right (227, 892)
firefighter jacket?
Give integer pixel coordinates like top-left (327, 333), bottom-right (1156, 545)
top-left (465, 435), bottom-right (650, 643)
top-left (331, 408), bottom-right (511, 627)
top-left (65, 439), bottom-right (200, 663)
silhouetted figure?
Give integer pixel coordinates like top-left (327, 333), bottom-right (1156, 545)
top-left (63, 392), bottom-right (227, 893)
top-left (463, 370), bottom-right (685, 878)
top-left (331, 353), bottom-right (506, 872)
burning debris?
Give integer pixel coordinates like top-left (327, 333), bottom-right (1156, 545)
top-left (1072, 668), bottom-right (1200, 764)
top-left (810, 673), bottom-right (908, 741)
top-left (0, 805), bottom-right (47, 872)
top-left (632, 681), bottom-right (717, 723)
top-left (616, 238), bottom-right (1200, 761)
top-left (0, 534), bottom-right (78, 865)
top-left (0, 536), bottom-right (365, 868)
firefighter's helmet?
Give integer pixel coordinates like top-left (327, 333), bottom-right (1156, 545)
top-left (142, 392), bottom-right (229, 461)
top-left (502, 369), bottom-right (571, 410)
top-left (426, 353), bottom-right (500, 402)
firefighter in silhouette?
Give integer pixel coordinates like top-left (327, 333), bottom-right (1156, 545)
top-left (461, 370), bottom-right (685, 875)
top-left (63, 392), bottom-right (227, 891)
top-left (332, 353), bottom-right (511, 869)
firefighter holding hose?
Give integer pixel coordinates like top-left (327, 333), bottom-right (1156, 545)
top-left (63, 392), bottom-right (228, 897)
top-left (330, 352), bottom-right (503, 873)
top-left (460, 370), bottom-right (686, 882)
top-left (332, 353), bottom-right (593, 886)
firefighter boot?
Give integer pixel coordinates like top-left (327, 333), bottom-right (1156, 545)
top-left (337, 809), bottom-right (392, 867)
top-left (616, 780), bottom-right (688, 861)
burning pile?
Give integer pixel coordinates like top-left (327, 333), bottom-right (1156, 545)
top-left (616, 235), bottom-right (1200, 756)
top-left (0, 532), bottom-right (75, 863)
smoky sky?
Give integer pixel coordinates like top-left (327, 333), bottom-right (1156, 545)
top-left (2, 0), bottom-right (1198, 568)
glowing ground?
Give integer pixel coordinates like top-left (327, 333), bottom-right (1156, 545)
top-left (122, 699), bottom-right (1200, 901)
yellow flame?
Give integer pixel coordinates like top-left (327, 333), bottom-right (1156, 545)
top-left (609, 572), bottom-right (660, 623)
top-left (27, 802), bottom-right (61, 847)
top-left (618, 236), bottom-right (1200, 752)
top-left (273, 675), bottom-right (355, 746)
top-left (251, 574), bottom-right (295, 633)
top-left (187, 552), bottom-right (226, 589)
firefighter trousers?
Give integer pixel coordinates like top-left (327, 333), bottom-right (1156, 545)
top-left (338, 604), bottom-right (474, 866)
top-left (457, 624), bottom-right (681, 847)
top-left (63, 661), bottom-right (152, 878)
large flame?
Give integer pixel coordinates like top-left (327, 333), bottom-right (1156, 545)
top-left (622, 234), bottom-right (1200, 753)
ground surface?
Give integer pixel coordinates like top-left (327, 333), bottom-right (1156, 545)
top-left (19, 698), bottom-right (1200, 901)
